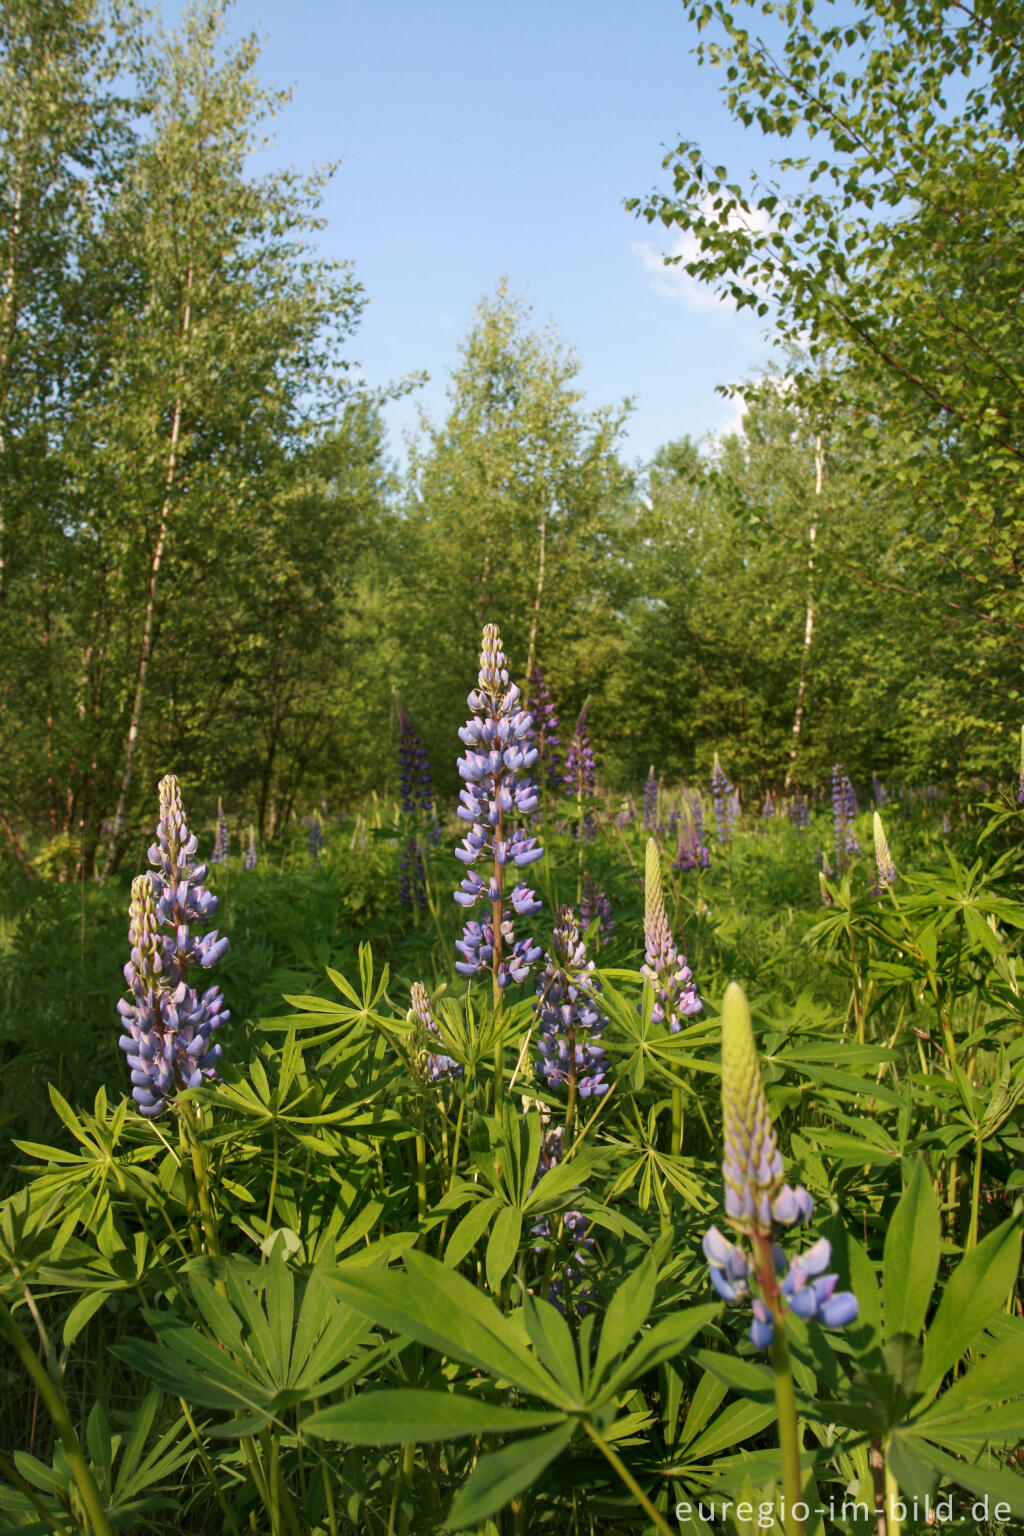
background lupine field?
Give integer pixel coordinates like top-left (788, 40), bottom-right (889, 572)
top-left (1, 636), bottom-right (1023, 1534)
top-left (4, 0), bottom-right (1024, 1531)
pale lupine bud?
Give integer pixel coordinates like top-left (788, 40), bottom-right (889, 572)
top-left (873, 811), bottom-right (896, 889)
top-left (706, 983), bottom-right (856, 1351)
top-left (641, 839), bottom-right (701, 1031)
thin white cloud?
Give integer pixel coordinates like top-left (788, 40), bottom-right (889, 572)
top-left (632, 194), bottom-right (777, 313)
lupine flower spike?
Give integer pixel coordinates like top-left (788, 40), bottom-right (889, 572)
top-left (534, 906), bottom-right (609, 1102)
top-left (243, 827), bottom-right (257, 871)
top-left (454, 624), bottom-right (543, 991)
top-left (211, 798), bottom-right (228, 865)
top-left (526, 667), bottom-right (563, 793)
top-left (704, 983), bottom-right (857, 1348)
top-left (711, 753), bottom-right (735, 843)
top-left (409, 981), bottom-right (462, 1083)
top-left (117, 776), bottom-right (228, 1116)
top-left (641, 839), bottom-right (701, 1031)
top-left (643, 765), bottom-right (658, 830)
top-left (580, 870), bottom-right (615, 946)
top-left (873, 811), bottom-right (896, 891)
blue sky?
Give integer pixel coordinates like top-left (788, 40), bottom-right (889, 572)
top-left (172, 0), bottom-right (785, 469)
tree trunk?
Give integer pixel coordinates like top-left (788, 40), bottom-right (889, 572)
top-left (783, 435), bottom-right (823, 793)
top-left (100, 263), bottom-right (193, 879)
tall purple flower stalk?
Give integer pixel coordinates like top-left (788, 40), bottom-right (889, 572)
top-left (454, 624), bottom-right (543, 991)
top-left (527, 666), bottom-right (564, 793)
top-left (703, 983), bottom-right (857, 1351)
top-left (117, 776), bottom-right (229, 1117)
top-left (580, 870), bottom-right (615, 946)
top-left (531, 1122), bottom-right (594, 1316)
top-left (565, 704), bottom-right (597, 841)
top-left (643, 765), bottom-right (658, 831)
top-left (397, 702), bottom-right (435, 820)
top-left (243, 827), bottom-right (257, 871)
top-left (711, 753), bottom-right (736, 843)
top-left (534, 906), bottom-right (609, 1103)
top-left (762, 790), bottom-right (775, 819)
top-left (673, 793), bottom-right (711, 872)
top-left (642, 838), bottom-right (701, 1031)
top-left (788, 792), bottom-right (810, 831)
top-left (831, 764), bottom-right (860, 869)
top-left (308, 814), bottom-right (323, 864)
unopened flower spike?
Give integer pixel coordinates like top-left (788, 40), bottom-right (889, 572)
top-left (409, 981), bottom-right (462, 1083)
top-left (705, 983), bottom-right (857, 1352)
top-left (873, 811), bottom-right (895, 890)
top-left (641, 838), bottom-right (701, 1032)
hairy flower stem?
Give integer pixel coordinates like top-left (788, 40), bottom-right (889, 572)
top-left (751, 1232), bottom-right (805, 1536)
top-left (583, 1421), bottom-right (675, 1536)
top-left (0, 1297), bottom-right (115, 1536)
top-left (178, 1105), bottom-right (220, 1257)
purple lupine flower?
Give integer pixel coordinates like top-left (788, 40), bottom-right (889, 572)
top-left (117, 776), bottom-right (228, 1117)
top-left (711, 754), bottom-right (735, 843)
top-left (307, 814), bottom-right (323, 864)
top-left (642, 838), bottom-right (702, 1031)
top-left (243, 827), bottom-right (257, 871)
top-left (454, 624), bottom-right (543, 989)
top-left (527, 667), bottom-right (563, 793)
top-left (397, 702), bottom-right (435, 820)
top-left (643, 766), bottom-right (658, 831)
top-left (831, 764), bottom-right (860, 870)
top-left (530, 1120), bottom-right (594, 1314)
top-left (872, 773), bottom-right (888, 807)
top-left (616, 792), bottom-right (637, 827)
top-left (210, 798), bottom-right (228, 865)
top-left (704, 984), bottom-right (856, 1351)
top-left (673, 793), bottom-right (711, 873)
top-left (565, 705), bottom-right (597, 841)
top-left (410, 980), bottom-right (463, 1082)
top-left (788, 792), bottom-right (810, 831)
top-left (534, 907), bottom-right (608, 1100)
top-left (762, 790), bottom-right (775, 819)
top-left (580, 870), bottom-right (615, 946)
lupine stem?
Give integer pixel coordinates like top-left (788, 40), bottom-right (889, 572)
top-left (752, 1232), bottom-right (805, 1536)
top-left (0, 1296), bottom-right (115, 1536)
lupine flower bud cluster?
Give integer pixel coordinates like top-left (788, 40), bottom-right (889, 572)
top-left (642, 839), bottom-right (702, 1031)
top-left (703, 984), bottom-right (857, 1351)
top-left (454, 624), bottom-right (543, 987)
top-left (527, 667), bottom-right (563, 793)
top-left (117, 776), bottom-right (228, 1117)
top-left (711, 754), bottom-right (736, 843)
top-left (673, 794), bottom-right (711, 872)
top-left (580, 870), bottom-right (615, 946)
top-left (409, 981), bottom-right (462, 1083)
top-left (831, 764), bottom-right (860, 869)
top-left (534, 907), bottom-right (608, 1100)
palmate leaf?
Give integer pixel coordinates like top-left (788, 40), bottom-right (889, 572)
top-left (305, 1389), bottom-right (564, 1443)
top-left (446, 1423), bottom-right (575, 1529)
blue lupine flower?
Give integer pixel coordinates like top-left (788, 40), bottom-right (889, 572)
top-left (704, 984), bottom-right (856, 1351)
top-left (243, 827), bottom-right (257, 871)
top-left (308, 814), bottom-right (323, 864)
top-left (210, 799), bottom-right (228, 865)
top-left (642, 839), bottom-right (702, 1031)
top-left (399, 835), bottom-right (427, 908)
top-left (397, 702), bottom-right (435, 820)
top-left (117, 776), bottom-right (228, 1117)
top-left (788, 792), bottom-right (810, 831)
top-left (410, 981), bottom-right (463, 1082)
top-left (580, 871), bottom-right (615, 946)
top-left (530, 1121), bottom-right (594, 1314)
top-left (534, 906), bottom-right (609, 1100)
top-left (831, 764), bottom-right (860, 869)
top-left (711, 754), bottom-right (736, 843)
top-left (454, 624), bottom-right (543, 988)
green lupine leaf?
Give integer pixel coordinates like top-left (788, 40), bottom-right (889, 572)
top-left (883, 1159), bottom-right (940, 1343)
top-left (446, 1423), bottom-right (575, 1528)
top-left (918, 1220), bottom-right (1022, 1399)
top-left (305, 1389), bottom-right (564, 1443)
